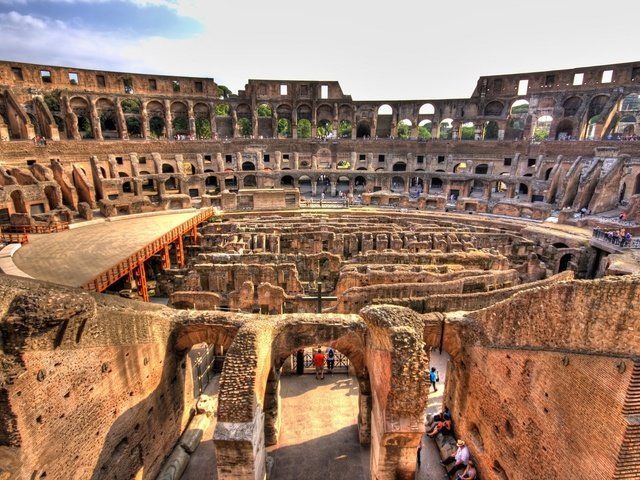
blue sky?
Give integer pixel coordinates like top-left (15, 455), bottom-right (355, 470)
top-left (0, 0), bottom-right (638, 100)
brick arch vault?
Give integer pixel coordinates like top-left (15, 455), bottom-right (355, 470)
top-left (208, 306), bottom-right (432, 480)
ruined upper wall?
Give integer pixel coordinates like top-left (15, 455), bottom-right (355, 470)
top-left (0, 60), bottom-right (217, 97)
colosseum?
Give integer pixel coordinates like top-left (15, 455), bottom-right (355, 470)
top-left (1, 59), bottom-right (639, 480)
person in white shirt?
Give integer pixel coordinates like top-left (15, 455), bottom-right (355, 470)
top-left (440, 439), bottom-right (470, 478)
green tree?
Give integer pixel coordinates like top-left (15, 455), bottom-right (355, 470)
top-left (121, 98), bottom-right (141, 114)
top-left (511, 103), bottom-right (529, 114)
top-left (461, 125), bottom-right (475, 140)
top-left (172, 117), bottom-right (188, 132)
top-left (533, 127), bottom-right (549, 141)
top-left (257, 104), bottom-right (272, 117)
top-left (44, 94), bottom-right (60, 112)
top-left (418, 126), bottom-right (432, 140)
top-left (216, 103), bottom-right (230, 116)
top-left (126, 117), bottom-right (141, 136)
top-left (278, 118), bottom-right (290, 137)
top-left (397, 122), bottom-right (410, 139)
top-left (238, 118), bottom-right (251, 136)
top-left (484, 121), bottom-right (498, 140)
top-left (196, 118), bottom-right (211, 139)
top-left (217, 85), bottom-right (232, 99)
top-left (317, 119), bottom-right (332, 138)
top-left (298, 119), bottom-right (311, 138)
top-left (439, 123), bottom-right (453, 140)
top-left (338, 120), bottom-right (352, 138)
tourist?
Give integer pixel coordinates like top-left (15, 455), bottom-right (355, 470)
top-left (313, 348), bottom-right (325, 380)
top-left (427, 416), bottom-right (452, 438)
top-left (296, 348), bottom-right (305, 375)
top-left (325, 346), bottom-right (335, 373)
top-left (441, 439), bottom-right (470, 477)
top-left (429, 366), bottom-right (439, 392)
top-left (455, 460), bottom-right (477, 479)
top-left (431, 405), bottom-right (451, 424)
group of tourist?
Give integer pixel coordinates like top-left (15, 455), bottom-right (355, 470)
top-left (418, 406), bottom-right (477, 479)
top-left (296, 346), bottom-right (336, 379)
top-left (593, 226), bottom-right (633, 246)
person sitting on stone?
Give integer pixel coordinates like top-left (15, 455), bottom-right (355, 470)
top-left (441, 439), bottom-right (470, 477)
top-left (427, 416), bottom-right (452, 438)
top-left (456, 460), bottom-right (477, 479)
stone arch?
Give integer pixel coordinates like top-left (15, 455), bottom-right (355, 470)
top-left (484, 101), bottom-right (504, 116)
top-left (96, 98), bottom-right (118, 139)
top-left (243, 174), bottom-right (257, 188)
top-left (170, 101), bottom-right (189, 135)
top-left (356, 120), bottom-right (371, 138)
top-left (241, 161), bottom-right (256, 171)
top-left (280, 175), bottom-right (294, 187)
top-left (316, 104), bottom-right (333, 124)
top-left (562, 96), bottom-right (581, 117)
top-left (475, 164), bottom-right (489, 174)
top-left (393, 162), bottom-right (407, 171)
top-left (558, 253), bottom-right (574, 273)
top-left (146, 100), bottom-right (166, 138)
top-left (419, 103), bottom-right (435, 115)
top-left (69, 96), bottom-right (93, 139)
top-left (555, 119), bottom-right (574, 140)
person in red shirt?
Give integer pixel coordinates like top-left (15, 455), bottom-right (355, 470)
top-left (313, 348), bottom-right (325, 380)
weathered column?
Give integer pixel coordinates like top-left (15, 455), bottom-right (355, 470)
top-left (164, 99), bottom-right (173, 140)
top-left (360, 305), bottom-right (428, 480)
top-left (188, 100), bottom-right (196, 138)
top-left (115, 96), bottom-right (129, 140)
top-left (141, 102), bottom-right (150, 139)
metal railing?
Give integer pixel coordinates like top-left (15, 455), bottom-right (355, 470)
top-left (293, 350), bottom-right (350, 372)
top-left (1, 222), bottom-right (69, 234)
top-left (592, 228), bottom-right (640, 249)
top-left (192, 343), bottom-right (224, 397)
top-left (83, 207), bottom-right (214, 293)
top-left (0, 232), bottom-right (29, 244)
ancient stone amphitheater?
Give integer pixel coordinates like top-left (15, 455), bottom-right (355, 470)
top-left (1, 59), bottom-right (640, 480)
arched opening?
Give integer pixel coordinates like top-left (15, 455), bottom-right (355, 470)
top-left (277, 118), bottom-right (291, 138)
top-left (205, 175), bottom-right (218, 190)
top-left (484, 101), bottom-right (504, 116)
top-left (149, 116), bottom-right (165, 138)
top-left (316, 175), bottom-right (329, 195)
top-left (439, 118), bottom-right (453, 140)
top-left (555, 120), bottom-right (574, 140)
top-left (165, 176), bottom-right (177, 191)
top-left (337, 176), bottom-right (350, 194)
top-left (243, 175), bottom-right (257, 188)
top-left (397, 119), bottom-right (412, 139)
top-left (430, 177), bottom-right (443, 191)
top-left (510, 99), bottom-right (529, 115)
top-left (483, 121), bottom-right (499, 140)
top-left (338, 120), bottom-right (352, 138)
top-left (377, 104), bottom-right (392, 115)
top-left (620, 182), bottom-right (626, 203)
top-left (563, 97), bottom-right (581, 117)
top-left (280, 175), bottom-right (294, 187)
top-left (77, 115), bottom-right (93, 139)
top-left (242, 161), bottom-right (256, 171)
top-left (356, 121), bottom-right (371, 138)
top-left (237, 118), bottom-right (251, 137)
top-left (376, 104), bottom-right (393, 137)
top-left (460, 121), bottom-right (475, 140)
top-left (298, 175), bottom-right (312, 195)
top-left (162, 164), bottom-right (175, 174)
top-left (634, 174), bottom-right (640, 195)
top-left (475, 164), bottom-right (489, 175)
top-left (122, 180), bottom-right (133, 193)
top-left (298, 119), bottom-right (312, 139)
top-left (126, 117), bottom-right (141, 137)
top-left (418, 119), bottom-right (432, 140)
top-left (453, 162), bottom-right (467, 173)
top-left (391, 176), bottom-right (404, 192)
top-left (553, 242), bottom-right (569, 249)
top-left (317, 119), bottom-right (332, 139)
top-left (224, 176), bottom-right (238, 190)
top-left (534, 115), bottom-right (553, 141)
top-left (558, 253), bottom-right (573, 273)
top-left (518, 183), bottom-right (529, 195)
top-left (354, 176), bottom-right (366, 194)
top-left (393, 162), bottom-right (407, 172)
top-left (419, 103), bottom-right (435, 115)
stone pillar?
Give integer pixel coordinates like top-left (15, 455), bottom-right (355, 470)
top-left (188, 101), bottom-right (196, 138)
top-left (483, 182), bottom-right (492, 201)
top-left (90, 97), bottom-right (103, 141)
top-left (164, 99), bottom-right (173, 140)
top-left (208, 102), bottom-right (218, 139)
top-left (141, 102), bottom-right (150, 139)
top-left (292, 152), bottom-right (299, 170)
top-left (115, 97), bottom-right (129, 140)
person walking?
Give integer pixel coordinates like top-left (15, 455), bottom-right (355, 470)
top-left (430, 366), bottom-right (439, 392)
top-left (313, 348), bottom-right (325, 380)
top-left (296, 348), bottom-right (305, 375)
top-left (325, 346), bottom-right (335, 373)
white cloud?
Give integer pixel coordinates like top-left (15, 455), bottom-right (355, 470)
top-left (0, 10), bottom-right (46, 28)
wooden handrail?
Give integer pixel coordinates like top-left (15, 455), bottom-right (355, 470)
top-left (83, 208), bottom-right (214, 293)
top-left (1, 223), bottom-right (70, 234)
